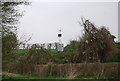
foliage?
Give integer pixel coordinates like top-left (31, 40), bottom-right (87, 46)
top-left (14, 46), bottom-right (53, 73)
top-left (24, 49), bottom-right (52, 64)
top-left (0, 1), bottom-right (30, 54)
top-left (0, 2), bottom-right (29, 36)
top-left (75, 19), bottom-right (117, 63)
top-left (2, 53), bottom-right (21, 71)
top-left (51, 53), bottom-right (67, 64)
top-left (63, 40), bottom-right (80, 63)
top-left (64, 40), bottom-right (79, 52)
top-left (2, 32), bottom-right (18, 54)
top-left (115, 42), bottom-right (120, 48)
top-left (107, 52), bottom-right (120, 62)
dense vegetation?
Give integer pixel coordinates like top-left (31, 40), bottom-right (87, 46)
top-left (1, 1), bottom-right (119, 80)
top-left (2, 19), bottom-right (120, 79)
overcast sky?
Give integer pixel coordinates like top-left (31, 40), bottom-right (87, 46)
top-left (18, 2), bottom-right (118, 45)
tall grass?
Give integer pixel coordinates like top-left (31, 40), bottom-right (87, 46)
top-left (8, 63), bottom-right (119, 79)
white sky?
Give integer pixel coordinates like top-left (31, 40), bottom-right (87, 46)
top-left (18, 1), bottom-right (118, 45)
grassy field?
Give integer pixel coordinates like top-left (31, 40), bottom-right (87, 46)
top-left (12, 49), bottom-right (29, 55)
top-left (12, 49), bottom-right (59, 55)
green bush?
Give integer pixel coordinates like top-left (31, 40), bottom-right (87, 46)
top-left (108, 52), bottom-right (120, 62)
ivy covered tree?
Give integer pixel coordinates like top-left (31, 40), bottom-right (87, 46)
top-left (74, 19), bottom-right (117, 63)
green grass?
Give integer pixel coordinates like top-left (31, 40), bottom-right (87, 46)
top-left (47, 49), bottom-right (58, 53)
top-left (115, 43), bottom-right (120, 48)
top-left (12, 49), bottom-right (59, 55)
top-left (12, 49), bottom-right (29, 55)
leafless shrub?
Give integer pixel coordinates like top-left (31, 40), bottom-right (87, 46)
top-left (33, 63), bottom-right (118, 78)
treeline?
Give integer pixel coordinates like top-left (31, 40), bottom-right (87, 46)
top-left (4, 19), bottom-right (120, 71)
top-left (3, 19), bottom-right (120, 71)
